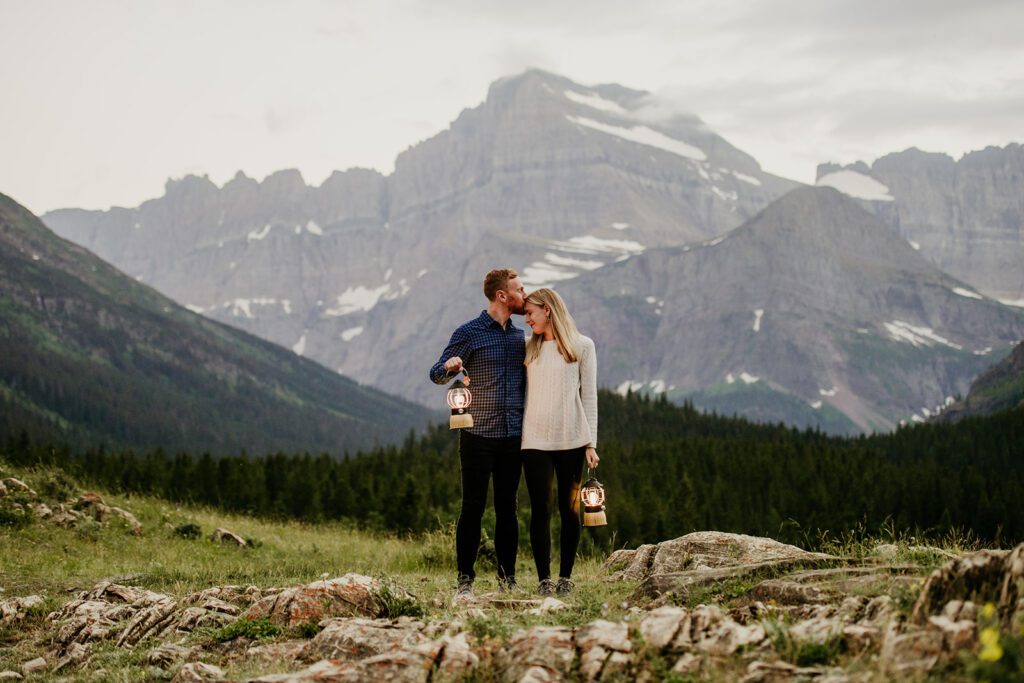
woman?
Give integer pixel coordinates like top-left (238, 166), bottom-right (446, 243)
top-left (521, 287), bottom-right (599, 596)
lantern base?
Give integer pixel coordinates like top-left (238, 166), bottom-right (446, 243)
top-left (449, 413), bottom-right (474, 430)
top-left (583, 509), bottom-right (607, 527)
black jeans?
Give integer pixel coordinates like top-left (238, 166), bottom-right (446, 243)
top-left (456, 431), bottom-right (523, 581)
top-left (523, 446), bottom-right (586, 581)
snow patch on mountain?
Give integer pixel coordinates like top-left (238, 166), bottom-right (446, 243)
top-left (883, 320), bottom-right (963, 350)
top-left (563, 89), bottom-right (627, 115)
top-left (610, 222), bottom-right (630, 230)
top-left (341, 326), bottom-right (364, 342)
top-left (753, 309), bottom-right (764, 332)
top-left (324, 284), bottom-right (391, 316)
top-left (739, 372), bottom-right (759, 384)
top-left (816, 170), bottom-right (895, 202)
top-left (998, 297), bottom-right (1024, 308)
top-left (615, 380), bottom-right (644, 396)
top-left (649, 380), bottom-right (666, 394)
top-left (247, 224), bottom-right (272, 241)
top-left (292, 333), bottom-right (306, 356)
top-left (544, 253), bottom-right (603, 270)
top-left (908, 240), bottom-right (921, 251)
top-left (810, 400), bottom-right (822, 409)
top-left (306, 220), bottom-right (323, 235)
top-left (566, 115), bottom-right (707, 161)
top-left (185, 304), bottom-right (205, 314)
top-left (731, 171), bottom-right (762, 186)
top-left (711, 186), bottom-right (738, 202)
top-left (820, 387), bottom-right (837, 397)
top-left (952, 287), bottom-right (983, 300)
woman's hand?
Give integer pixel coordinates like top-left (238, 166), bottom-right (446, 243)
top-left (585, 447), bottom-right (599, 469)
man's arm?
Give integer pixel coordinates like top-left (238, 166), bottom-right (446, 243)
top-left (429, 325), bottom-right (473, 384)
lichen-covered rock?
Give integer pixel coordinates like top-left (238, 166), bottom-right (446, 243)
top-left (300, 617), bottom-right (428, 662)
top-left (605, 532), bottom-right (839, 583)
top-left (575, 620), bottom-right (632, 681)
top-left (210, 528), bottom-right (247, 547)
top-left (172, 661), bottom-right (225, 682)
top-left (247, 634), bottom-right (475, 683)
top-left (498, 626), bottom-right (575, 682)
top-left (910, 545), bottom-right (1019, 626)
top-left (147, 643), bottom-right (193, 667)
top-left (242, 574), bottom-right (411, 627)
top-left (184, 585), bottom-right (266, 608)
top-left (1, 478), bottom-right (36, 497)
top-left (0, 595), bottom-right (44, 622)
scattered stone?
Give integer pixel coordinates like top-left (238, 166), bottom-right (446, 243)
top-left (526, 597), bottom-right (569, 615)
top-left (671, 652), bottom-right (702, 675)
top-left (1, 478), bottom-right (36, 497)
top-left (147, 643), bottom-right (193, 667)
top-left (0, 671), bottom-right (22, 680)
top-left (109, 506), bottom-right (143, 534)
top-left (606, 531), bottom-right (840, 583)
top-left (210, 528), bottom-right (247, 547)
top-left (184, 585), bottom-right (266, 608)
top-left (172, 662), bottom-right (225, 682)
top-left (20, 658), bottom-right (46, 675)
top-left (72, 492), bottom-right (112, 522)
top-left (741, 660), bottom-right (826, 682)
top-left (53, 642), bottom-right (91, 672)
top-left (0, 595), bottom-right (44, 622)
top-left (0, 480), bottom-right (6, 497)
top-left (29, 503), bottom-right (52, 519)
top-left (48, 503), bottom-right (84, 527)
top-left (243, 574), bottom-right (409, 627)
top-left (245, 640), bottom-right (308, 663)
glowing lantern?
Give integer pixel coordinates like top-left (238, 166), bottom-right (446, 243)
top-left (580, 471), bottom-right (607, 527)
top-left (447, 376), bottom-right (474, 430)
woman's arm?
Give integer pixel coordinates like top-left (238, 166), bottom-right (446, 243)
top-left (580, 337), bottom-right (598, 451)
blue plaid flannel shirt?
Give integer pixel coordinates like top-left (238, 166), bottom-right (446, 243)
top-left (430, 311), bottom-right (526, 438)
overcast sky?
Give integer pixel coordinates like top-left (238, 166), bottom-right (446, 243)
top-left (2, 0), bottom-right (1022, 214)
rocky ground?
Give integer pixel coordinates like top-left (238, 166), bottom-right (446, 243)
top-left (2, 476), bottom-right (1023, 681)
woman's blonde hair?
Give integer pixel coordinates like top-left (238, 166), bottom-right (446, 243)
top-left (524, 288), bottom-right (581, 365)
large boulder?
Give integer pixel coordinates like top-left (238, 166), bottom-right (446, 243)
top-left (300, 617), bottom-right (429, 662)
top-left (606, 532), bottom-right (839, 583)
top-left (242, 574), bottom-right (413, 627)
top-left (911, 544), bottom-right (1022, 626)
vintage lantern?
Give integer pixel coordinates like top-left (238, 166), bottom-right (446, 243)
top-left (446, 375), bottom-right (474, 430)
top-left (580, 470), bottom-right (607, 527)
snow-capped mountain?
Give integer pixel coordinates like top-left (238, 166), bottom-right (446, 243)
top-left (559, 186), bottom-right (1024, 433)
top-left (40, 70), bottom-right (1024, 432)
top-left (43, 70), bottom-right (797, 406)
top-left (816, 144), bottom-right (1024, 306)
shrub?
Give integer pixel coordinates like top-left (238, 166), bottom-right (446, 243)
top-left (374, 580), bottom-right (424, 619)
top-left (174, 522), bottom-right (202, 539)
top-left (210, 617), bottom-right (282, 642)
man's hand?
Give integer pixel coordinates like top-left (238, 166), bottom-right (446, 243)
top-left (585, 447), bottom-right (599, 469)
top-left (444, 356), bottom-right (464, 374)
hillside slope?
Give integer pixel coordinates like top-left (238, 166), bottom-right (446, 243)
top-left (0, 192), bottom-right (434, 454)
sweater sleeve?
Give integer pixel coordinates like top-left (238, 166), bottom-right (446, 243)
top-left (580, 337), bottom-right (598, 448)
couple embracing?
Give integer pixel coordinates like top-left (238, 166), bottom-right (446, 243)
top-left (429, 268), bottom-right (599, 604)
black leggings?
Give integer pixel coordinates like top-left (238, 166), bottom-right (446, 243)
top-left (523, 447), bottom-right (586, 580)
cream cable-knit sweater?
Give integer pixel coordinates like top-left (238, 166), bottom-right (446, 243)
top-left (521, 336), bottom-right (597, 451)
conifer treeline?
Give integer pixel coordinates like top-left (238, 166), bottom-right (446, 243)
top-left (3, 390), bottom-right (1022, 550)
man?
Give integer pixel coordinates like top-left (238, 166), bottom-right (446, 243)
top-left (429, 268), bottom-right (527, 603)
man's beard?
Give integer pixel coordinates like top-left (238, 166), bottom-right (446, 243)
top-left (511, 300), bottom-right (526, 315)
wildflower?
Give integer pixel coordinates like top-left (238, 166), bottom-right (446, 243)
top-left (978, 626), bottom-right (1003, 662)
top-left (981, 602), bottom-right (996, 620)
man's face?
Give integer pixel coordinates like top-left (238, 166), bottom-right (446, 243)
top-left (500, 277), bottom-right (527, 315)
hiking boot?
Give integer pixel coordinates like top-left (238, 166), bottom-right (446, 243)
top-left (538, 578), bottom-right (554, 596)
top-left (497, 577), bottom-right (520, 594)
top-left (452, 574), bottom-right (474, 606)
top-left (555, 577), bottom-right (575, 595)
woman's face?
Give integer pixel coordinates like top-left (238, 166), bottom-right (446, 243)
top-left (524, 301), bottom-right (550, 338)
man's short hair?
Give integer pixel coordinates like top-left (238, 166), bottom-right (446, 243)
top-left (483, 268), bottom-right (518, 301)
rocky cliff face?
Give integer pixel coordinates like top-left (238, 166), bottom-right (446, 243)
top-left (560, 187), bottom-right (1024, 432)
top-left (816, 144), bottom-right (1024, 304)
top-left (42, 70), bottom-right (798, 409)
top-left (39, 70), bottom-right (1024, 432)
